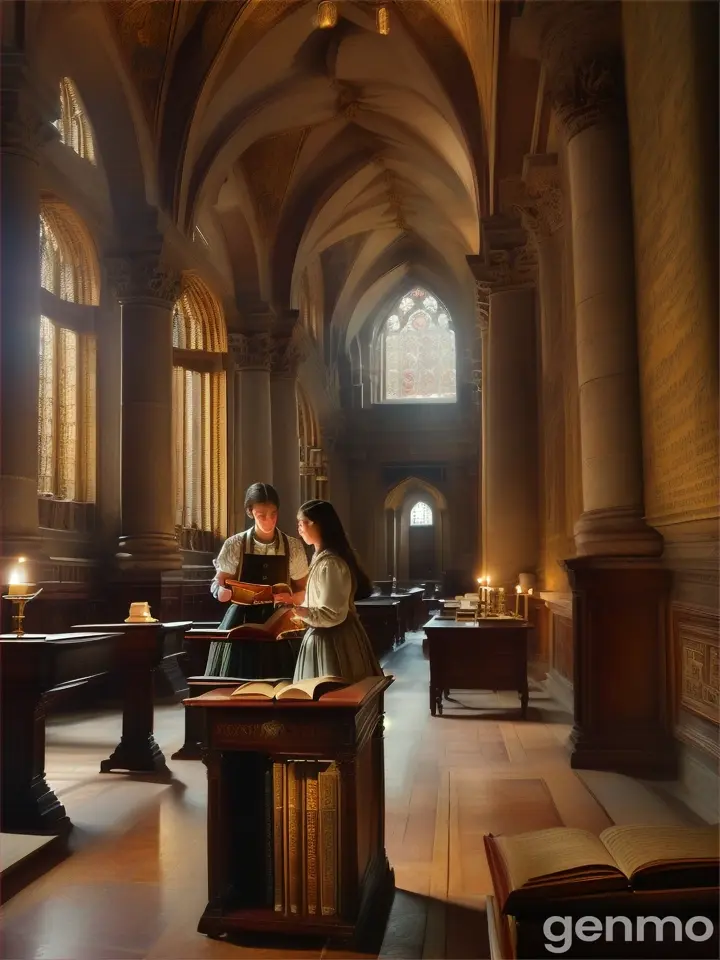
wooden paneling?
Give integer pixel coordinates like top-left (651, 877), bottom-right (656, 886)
top-left (673, 603), bottom-right (720, 763)
top-left (552, 614), bottom-right (573, 683)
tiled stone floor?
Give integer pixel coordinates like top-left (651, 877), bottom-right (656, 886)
top-left (0, 635), bottom-right (698, 959)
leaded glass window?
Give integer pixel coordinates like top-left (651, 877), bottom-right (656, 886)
top-left (37, 208), bottom-right (97, 502)
top-left (382, 286), bottom-right (456, 401)
top-left (410, 501), bottom-right (433, 526)
top-left (172, 276), bottom-right (227, 547)
top-left (54, 78), bottom-right (96, 164)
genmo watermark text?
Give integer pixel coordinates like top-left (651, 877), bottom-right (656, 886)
top-left (543, 915), bottom-right (716, 954)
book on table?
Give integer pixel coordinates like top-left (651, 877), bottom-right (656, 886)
top-left (225, 606), bottom-right (305, 642)
top-left (484, 823), bottom-right (720, 914)
top-left (231, 675), bottom-right (349, 701)
top-left (225, 580), bottom-right (292, 605)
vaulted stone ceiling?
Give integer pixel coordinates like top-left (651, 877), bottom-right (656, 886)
top-left (37, 0), bottom-right (503, 347)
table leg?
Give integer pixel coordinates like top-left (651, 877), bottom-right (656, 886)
top-left (1, 691), bottom-right (70, 834)
top-left (520, 684), bottom-right (529, 720)
top-left (430, 685), bottom-right (437, 716)
top-left (101, 629), bottom-right (168, 774)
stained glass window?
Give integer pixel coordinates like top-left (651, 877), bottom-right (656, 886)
top-left (410, 501), bottom-right (433, 526)
top-left (54, 78), bottom-right (96, 164)
top-left (38, 207), bottom-right (97, 502)
top-left (382, 286), bottom-right (456, 401)
top-left (172, 276), bottom-right (227, 547)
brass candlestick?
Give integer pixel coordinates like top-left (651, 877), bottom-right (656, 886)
top-left (2, 588), bottom-right (43, 636)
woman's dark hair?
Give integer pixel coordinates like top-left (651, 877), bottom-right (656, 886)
top-left (244, 482), bottom-right (280, 517)
top-left (299, 499), bottom-right (373, 600)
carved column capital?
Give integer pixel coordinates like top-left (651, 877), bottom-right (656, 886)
top-left (106, 255), bottom-right (182, 306)
top-left (473, 247), bottom-right (538, 302)
top-left (549, 54), bottom-right (626, 140)
top-left (229, 331), bottom-right (273, 372)
top-left (270, 321), bottom-right (307, 378)
top-left (500, 155), bottom-right (564, 242)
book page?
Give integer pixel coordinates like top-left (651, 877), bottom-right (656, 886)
top-left (276, 676), bottom-right (347, 700)
top-left (496, 828), bottom-right (621, 891)
top-left (601, 824), bottom-right (720, 880)
top-left (232, 679), bottom-right (291, 697)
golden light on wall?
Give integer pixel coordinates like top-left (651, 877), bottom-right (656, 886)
top-left (316, 0), bottom-right (338, 28)
top-left (377, 5), bottom-right (390, 35)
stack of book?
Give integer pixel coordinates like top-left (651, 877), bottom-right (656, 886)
top-left (484, 824), bottom-right (720, 959)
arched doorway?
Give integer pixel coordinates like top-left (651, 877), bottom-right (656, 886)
top-left (383, 477), bottom-right (448, 584)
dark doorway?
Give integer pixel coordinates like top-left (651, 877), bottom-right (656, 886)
top-left (408, 524), bottom-right (435, 579)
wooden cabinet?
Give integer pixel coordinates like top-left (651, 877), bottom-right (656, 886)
top-left (187, 676), bottom-right (395, 949)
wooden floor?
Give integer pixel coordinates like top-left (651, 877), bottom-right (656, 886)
top-left (0, 635), bottom-right (700, 960)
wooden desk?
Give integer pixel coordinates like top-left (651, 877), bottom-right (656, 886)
top-left (355, 600), bottom-right (401, 657)
top-left (423, 616), bottom-right (531, 718)
top-left (186, 676), bottom-right (395, 949)
top-left (0, 632), bottom-right (119, 834)
top-left (70, 621), bottom-right (191, 773)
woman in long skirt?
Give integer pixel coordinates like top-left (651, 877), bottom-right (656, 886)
top-left (207, 482), bottom-right (309, 678)
top-left (292, 499), bottom-right (383, 683)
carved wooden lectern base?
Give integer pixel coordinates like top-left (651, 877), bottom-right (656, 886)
top-left (187, 676), bottom-right (395, 949)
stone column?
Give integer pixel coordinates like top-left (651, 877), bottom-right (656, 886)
top-left (107, 255), bottom-right (182, 571)
top-left (0, 53), bottom-right (54, 570)
top-left (270, 321), bottom-right (303, 529)
top-left (547, 43), bottom-right (662, 556)
top-left (469, 229), bottom-right (540, 591)
top-left (230, 332), bottom-right (273, 531)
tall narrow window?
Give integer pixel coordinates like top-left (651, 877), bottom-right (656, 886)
top-left (172, 276), bottom-right (227, 550)
top-left (410, 501), bottom-right (433, 526)
top-left (380, 287), bottom-right (456, 401)
top-left (38, 203), bottom-right (98, 508)
top-left (55, 77), bottom-right (96, 164)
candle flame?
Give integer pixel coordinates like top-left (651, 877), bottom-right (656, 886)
top-left (528, 588), bottom-right (533, 595)
top-left (9, 568), bottom-right (20, 585)
top-left (18, 556), bottom-right (26, 564)
top-left (516, 584), bottom-right (522, 594)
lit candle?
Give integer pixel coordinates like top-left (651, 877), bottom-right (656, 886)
top-left (523, 590), bottom-right (529, 621)
top-left (515, 584), bottom-right (521, 616)
top-left (7, 558), bottom-right (33, 596)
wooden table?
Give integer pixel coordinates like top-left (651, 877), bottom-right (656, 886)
top-left (186, 675), bottom-right (395, 949)
top-left (422, 616), bottom-right (531, 718)
top-left (70, 621), bottom-right (191, 773)
top-left (0, 632), bottom-right (119, 834)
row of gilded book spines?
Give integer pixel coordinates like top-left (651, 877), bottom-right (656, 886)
top-left (273, 760), bottom-right (340, 919)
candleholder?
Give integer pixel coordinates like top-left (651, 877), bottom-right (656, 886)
top-left (2, 587), bottom-right (43, 636)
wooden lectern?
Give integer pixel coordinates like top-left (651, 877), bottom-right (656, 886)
top-left (186, 675), bottom-right (395, 949)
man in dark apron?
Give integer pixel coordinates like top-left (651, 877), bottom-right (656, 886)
top-left (206, 529), bottom-right (303, 679)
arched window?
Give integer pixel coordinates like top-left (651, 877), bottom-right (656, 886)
top-left (410, 501), bottom-right (433, 526)
top-left (297, 386), bottom-right (326, 502)
top-left (172, 276), bottom-right (227, 550)
top-left (38, 201), bottom-right (98, 507)
top-left (54, 78), bottom-right (96, 164)
top-left (380, 287), bottom-right (456, 401)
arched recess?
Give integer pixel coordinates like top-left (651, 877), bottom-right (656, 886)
top-left (31, 2), bottom-right (157, 237)
top-left (297, 384), bottom-right (326, 503)
top-left (383, 477), bottom-right (448, 583)
top-left (38, 198), bottom-right (100, 532)
top-left (172, 275), bottom-right (228, 551)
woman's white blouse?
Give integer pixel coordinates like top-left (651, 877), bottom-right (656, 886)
top-left (300, 553), bottom-right (352, 628)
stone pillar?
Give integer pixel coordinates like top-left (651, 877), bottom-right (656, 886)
top-left (270, 320), bottom-right (303, 529)
top-left (107, 255), bottom-right (182, 571)
top-left (547, 43), bottom-right (662, 557)
top-left (230, 332), bottom-right (273, 532)
top-left (469, 229), bottom-right (540, 591)
top-left (515, 2), bottom-right (673, 777)
top-left (0, 53), bottom-right (54, 571)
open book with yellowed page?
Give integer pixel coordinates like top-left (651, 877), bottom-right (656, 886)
top-left (231, 675), bottom-right (349, 701)
top-left (225, 580), bottom-right (292, 605)
top-left (484, 824), bottom-right (719, 913)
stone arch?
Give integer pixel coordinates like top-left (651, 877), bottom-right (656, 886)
top-left (173, 274), bottom-right (228, 353)
top-left (31, 2), bottom-right (157, 239)
top-left (383, 477), bottom-right (447, 582)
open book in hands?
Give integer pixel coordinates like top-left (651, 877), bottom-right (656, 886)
top-left (485, 823), bottom-right (720, 914)
top-left (225, 606), bottom-right (305, 642)
top-left (230, 675), bottom-right (349, 700)
top-left (225, 580), bottom-right (293, 605)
